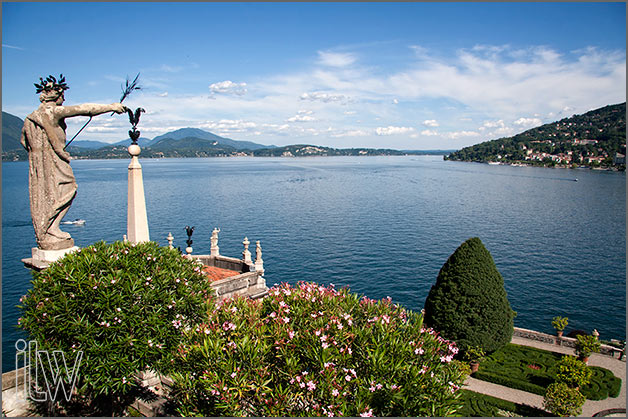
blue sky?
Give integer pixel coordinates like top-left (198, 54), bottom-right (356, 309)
top-left (2, 2), bottom-right (626, 149)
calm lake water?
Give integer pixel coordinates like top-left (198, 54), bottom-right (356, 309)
top-left (2, 156), bottom-right (626, 371)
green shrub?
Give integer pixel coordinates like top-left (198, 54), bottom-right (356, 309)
top-left (18, 241), bottom-right (214, 415)
top-left (169, 282), bottom-right (467, 417)
top-left (463, 346), bottom-right (486, 363)
top-left (423, 237), bottom-right (514, 353)
top-left (580, 367), bottom-right (623, 400)
top-left (543, 382), bottom-right (585, 417)
top-left (472, 371), bottom-right (546, 396)
top-left (575, 334), bottom-right (601, 358)
top-left (458, 390), bottom-right (551, 417)
top-left (552, 316), bottom-right (568, 332)
top-left (553, 356), bottom-right (591, 388)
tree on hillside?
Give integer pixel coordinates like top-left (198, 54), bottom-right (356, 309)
top-left (423, 237), bottom-right (514, 353)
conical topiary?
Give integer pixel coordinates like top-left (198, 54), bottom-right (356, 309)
top-left (423, 237), bottom-right (514, 353)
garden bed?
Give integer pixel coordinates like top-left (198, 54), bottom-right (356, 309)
top-left (473, 344), bottom-right (621, 400)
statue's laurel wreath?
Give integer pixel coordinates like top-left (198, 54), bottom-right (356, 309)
top-left (34, 74), bottom-right (69, 94)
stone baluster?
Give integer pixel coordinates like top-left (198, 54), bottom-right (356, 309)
top-left (167, 232), bottom-right (174, 249)
top-left (255, 240), bottom-right (264, 274)
top-left (210, 228), bottom-right (220, 257)
top-left (242, 237), bottom-right (252, 263)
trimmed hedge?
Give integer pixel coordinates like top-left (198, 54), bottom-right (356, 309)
top-left (472, 371), bottom-right (546, 396)
top-left (474, 344), bottom-right (622, 401)
top-left (458, 390), bottom-right (551, 417)
top-left (581, 367), bottom-right (622, 400)
top-left (424, 237), bottom-right (514, 353)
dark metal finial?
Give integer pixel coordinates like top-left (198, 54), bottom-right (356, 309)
top-left (185, 226), bottom-right (195, 247)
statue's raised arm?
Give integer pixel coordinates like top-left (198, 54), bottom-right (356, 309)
top-left (20, 74), bottom-right (125, 251)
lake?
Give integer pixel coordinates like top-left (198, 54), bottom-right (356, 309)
top-left (2, 156), bottom-right (625, 371)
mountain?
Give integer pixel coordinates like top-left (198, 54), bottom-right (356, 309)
top-left (71, 140), bottom-right (111, 149)
top-left (446, 103), bottom-right (626, 168)
top-left (113, 137), bottom-right (152, 148)
top-left (2, 111), bottom-right (25, 151)
top-left (150, 128), bottom-right (272, 150)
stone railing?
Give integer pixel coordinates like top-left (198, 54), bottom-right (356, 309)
top-left (1, 367), bottom-right (34, 417)
top-left (513, 327), bottom-right (623, 358)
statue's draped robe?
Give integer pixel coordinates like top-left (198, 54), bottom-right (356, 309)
top-left (21, 110), bottom-right (77, 249)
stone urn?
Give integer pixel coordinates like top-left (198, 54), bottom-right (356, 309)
top-left (579, 356), bottom-right (589, 365)
top-left (557, 330), bottom-right (563, 338)
top-left (469, 361), bottom-right (480, 373)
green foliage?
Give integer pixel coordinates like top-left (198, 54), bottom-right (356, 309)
top-left (423, 237), bottom-right (514, 353)
top-left (553, 356), bottom-right (591, 388)
top-left (458, 390), bottom-right (551, 417)
top-left (170, 282), bottom-right (467, 417)
top-left (446, 102), bottom-right (626, 168)
top-left (463, 346), bottom-right (486, 363)
top-left (18, 241), bottom-right (214, 415)
top-left (552, 316), bottom-right (568, 332)
top-left (474, 343), bottom-right (621, 401)
top-left (543, 382), bottom-right (585, 417)
top-left (472, 371), bottom-right (546, 395)
top-left (581, 367), bottom-right (623, 400)
top-left (575, 334), bottom-right (601, 358)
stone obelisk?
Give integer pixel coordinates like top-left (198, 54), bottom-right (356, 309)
top-left (127, 142), bottom-right (150, 243)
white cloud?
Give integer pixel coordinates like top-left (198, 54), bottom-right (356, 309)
top-left (480, 120), bottom-right (506, 130)
top-left (422, 119), bottom-right (439, 127)
top-left (421, 129), bottom-right (438, 137)
top-left (420, 129), bottom-right (439, 136)
top-left (2, 44), bottom-right (24, 50)
top-left (376, 126), bottom-right (415, 136)
top-left (318, 51), bottom-right (357, 67)
top-left (513, 117), bottom-right (542, 128)
top-left (446, 131), bottom-right (481, 139)
top-left (287, 113), bottom-right (317, 122)
top-left (300, 91), bottom-right (347, 103)
top-left (392, 98), bottom-right (399, 104)
top-left (158, 92), bottom-right (168, 97)
top-left (330, 129), bottom-right (370, 138)
top-left (209, 80), bottom-right (248, 96)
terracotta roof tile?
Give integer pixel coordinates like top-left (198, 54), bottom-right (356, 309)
top-left (202, 265), bottom-right (240, 282)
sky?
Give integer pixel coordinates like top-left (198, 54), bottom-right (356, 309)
top-left (2, 2), bottom-right (626, 150)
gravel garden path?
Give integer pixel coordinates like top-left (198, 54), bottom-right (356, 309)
top-left (464, 336), bottom-right (626, 417)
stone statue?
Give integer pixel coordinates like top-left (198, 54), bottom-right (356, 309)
top-left (21, 75), bottom-right (126, 251)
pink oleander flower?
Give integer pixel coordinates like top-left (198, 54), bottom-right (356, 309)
top-left (415, 347), bottom-right (424, 355)
top-left (331, 389), bottom-right (339, 397)
top-left (307, 380), bottom-right (316, 391)
top-left (360, 408), bottom-right (374, 417)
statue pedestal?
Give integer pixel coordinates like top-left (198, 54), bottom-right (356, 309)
top-left (127, 145), bottom-right (150, 243)
top-left (22, 246), bottom-right (79, 271)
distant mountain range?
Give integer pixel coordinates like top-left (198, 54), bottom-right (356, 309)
top-left (2, 111), bottom-right (452, 160)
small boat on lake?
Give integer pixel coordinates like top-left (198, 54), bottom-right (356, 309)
top-left (61, 219), bottom-right (86, 225)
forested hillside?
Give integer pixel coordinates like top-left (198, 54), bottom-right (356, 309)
top-left (446, 103), bottom-right (626, 169)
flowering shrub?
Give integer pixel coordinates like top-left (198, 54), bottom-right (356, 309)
top-left (543, 382), bottom-right (585, 417)
top-left (170, 282), bottom-right (467, 417)
top-left (18, 241), bottom-right (214, 415)
top-left (554, 356), bottom-right (591, 389)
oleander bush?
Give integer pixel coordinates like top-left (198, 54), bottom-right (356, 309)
top-left (169, 282), bottom-right (467, 417)
top-left (18, 241), bottom-right (214, 416)
top-left (543, 382), bottom-right (585, 417)
top-left (423, 237), bottom-right (514, 353)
